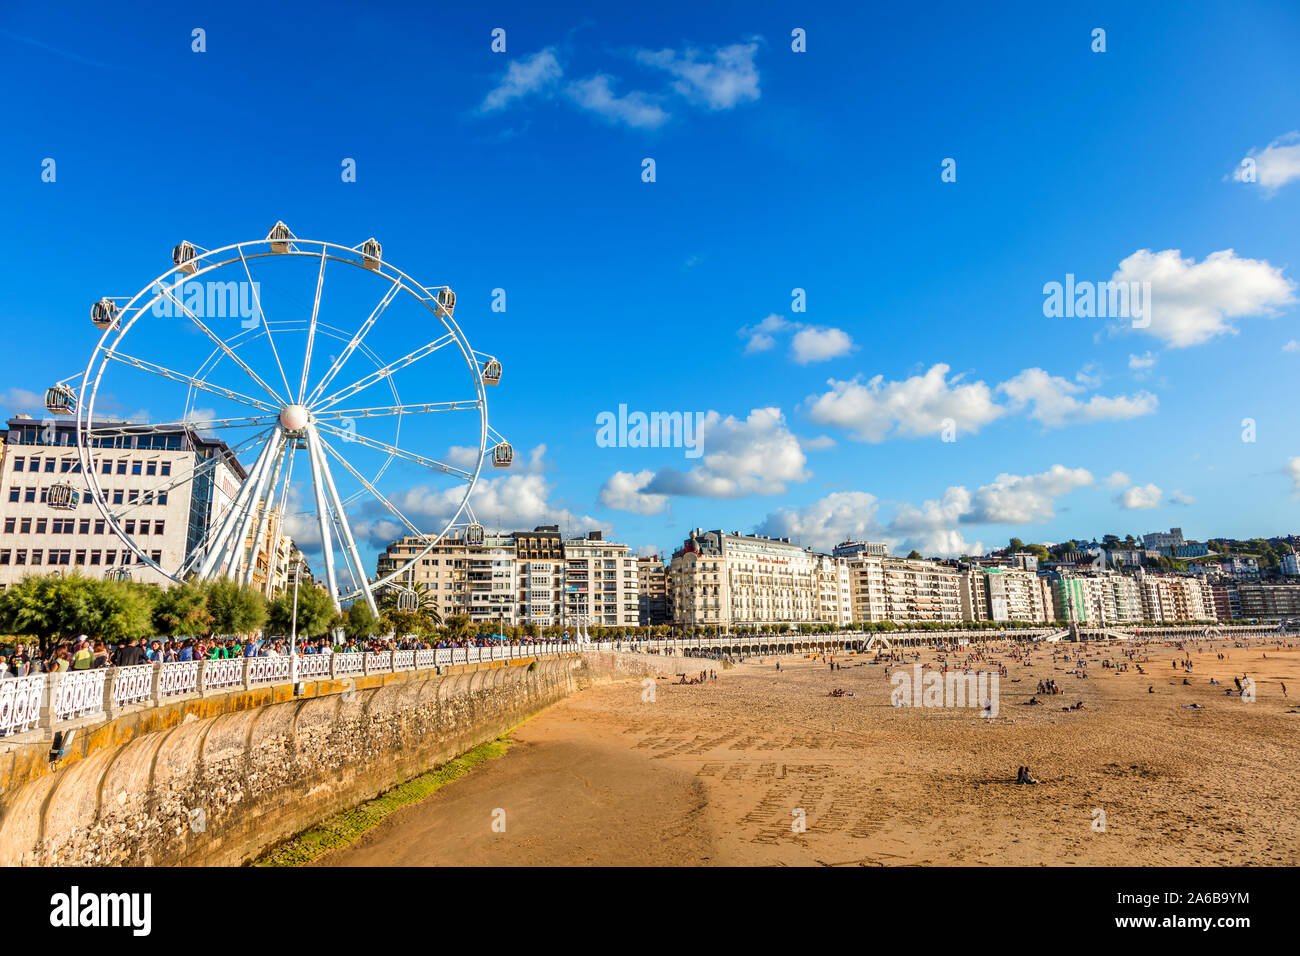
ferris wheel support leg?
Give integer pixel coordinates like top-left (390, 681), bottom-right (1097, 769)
top-left (240, 440), bottom-right (287, 589)
top-left (304, 425), bottom-right (342, 614)
top-left (195, 429), bottom-right (282, 580)
top-left (221, 430), bottom-right (284, 581)
top-left (308, 425), bottom-right (379, 619)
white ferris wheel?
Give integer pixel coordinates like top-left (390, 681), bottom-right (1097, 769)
top-left (44, 222), bottom-right (512, 616)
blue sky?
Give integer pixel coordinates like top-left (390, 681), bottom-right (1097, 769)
top-left (1, 0), bottom-right (1298, 568)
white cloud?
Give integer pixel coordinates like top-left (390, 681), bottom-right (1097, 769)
top-left (643, 408), bottom-right (809, 498)
top-left (738, 313), bottom-right (789, 354)
top-left (804, 364), bottom-right (1005, 442)
top-left (1233, 131), bottom-right (1300, 192)
top-left (481, 48), bottom-right (562, 111)
top-left (754, 464), bottom-right (1091, 559)
top-left (967, 465), bottom-right (1095, 524)
top-left (1128, 351), bottom-right (1157, 370)
top-left (997, 368), bottom-right (1158, 427)
top-left (799, 434), bottom-right (836, 451)
top-left (0, 388), bottom-right (43, 411)
top-left (1104, 470), bottom-right (1131, 489)
top-left (601, 408), bottom-right (809, 510)
top-left (1287, 458), bottom-right (1300, 497)
top-left (790, 326), bottom-right (856, 364)
top-left (636, 40), bottom-right (761, 110)
top-left (1284, 340), bottom-right (1300, 353)
top-left (1113, 248), bottom-right (1296, 348)
top-left (1169, 489), bottom-right (1195, 506)
top-left (598, 470), bottom-right (669, 515)
top-left (756, 491), bottom-right (881, 553)
top-left (445, 445), bottom-right (480, 470)
top-left (565, 74), bottom-right (669, 129)
top-left (1117, 483), bottom-right (1162, 510)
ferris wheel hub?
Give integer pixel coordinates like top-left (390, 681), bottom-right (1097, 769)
top-left (278, 403), bottom-right (311, 432)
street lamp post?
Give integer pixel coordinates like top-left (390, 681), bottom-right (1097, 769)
top-left (289, 557), bottom-right (304, 688)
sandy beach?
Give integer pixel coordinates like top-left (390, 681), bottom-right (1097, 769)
top-left (319, 638), bottom-right (1300, 866)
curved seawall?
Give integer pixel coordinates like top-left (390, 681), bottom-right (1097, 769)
top-left (0, 651), bottom-right (690, 866)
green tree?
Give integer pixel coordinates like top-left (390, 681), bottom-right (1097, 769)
top-left (907, 549), bottom-right (923, 560)
top-left (153, 581), bottom-right (213, 637)
top-left (267, 583), bottom-right (337, 638)
top-left (205, 577), bottom-right (267, 637)
top-left (86, 579), bottom-right (155, 642)
top-left (341, 601), bottom-right (380, 642)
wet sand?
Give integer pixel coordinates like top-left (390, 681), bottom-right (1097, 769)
top-left (319, 639), bottom-right (1300, 866)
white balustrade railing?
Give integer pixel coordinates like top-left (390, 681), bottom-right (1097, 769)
top-left (332, 653), bottom-right (365, 677)
top-left (112, 664), bottom-right (155, 706)
top-left (159, 660), bottom-right (199, 698)
top-left (53, 669), bottom-right (108, 722)
top-left (4, 623), bottom-right (1279, 738)
top-left (0, 674), bottom-right (44, 736)
top-left (294, 654), bottom-right (331, 680)
top-left (203, 658), bottom-right (244, 691)
top-left (248, 656), bottom-right (291, 685)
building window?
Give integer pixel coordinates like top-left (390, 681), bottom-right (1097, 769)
top-left (124, 520), bottom-right (135, 535)
top-left (112, 489), bottom-right (124, 505)
top-left (128, 489), bottom-right (139, 504)
top-left (74, 550), bottom-right (86, 565)
top-left (94, 520), bottom-right (105, 535)
top-left (116, 460), bottom-right (127, 475)
top-left (24, 488), bottom-right (36, 503)
top-left (0, 551), bottom-right (9, 565)
top-left (33, 519), bottom-right (45, 534)
top-left (79, 519), bottom-right (90, 535)
top-left (146, 461), bottom-right (156, 476)
top-left (157, 491), bottom-right (168, 505)
top-left (89, 550), bottom-right (101, 565)
top-left (29, 550), bottom-right (41, 565)
top-left (43, 459), bottom-right (55, 473)
top-left (13, 550), bottom-right (26, 566)
top-left (60, 458), bottom-right (72, 473)
top-left (161, 461), bottom-right (172, 477)
top-left (101, 460), bottom-right (112, 475)
top-left (2, 519), bottom-right (12, 534)
top-left (12, 458), bottom-right (22, 473)
top-left (8, 488), bottom-right (18, 503)
top-left (131, 462), bottom-right (142, 475)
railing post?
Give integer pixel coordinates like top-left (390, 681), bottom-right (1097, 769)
top-left (39, 672), bottom-right (63, 734)
top-left (151, 661), bottom-right (164, 706)
top-left (196, 659), bottom-right (209, 696)
top-left (363, 653), bottom-right (371, 676)
top-left (102, 667), bottom-right (119, 720)
top-left (329, 653), bottom-right (339, 680)
top-left (241, 657), bottom-right (252, 691)
top-left (390, 649), bottom-right (398, 672)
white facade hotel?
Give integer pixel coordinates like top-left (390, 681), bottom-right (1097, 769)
top-left (0, 415), bottom-right (249, 589)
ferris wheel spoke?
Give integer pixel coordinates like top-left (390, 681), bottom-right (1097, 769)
top-left (85, 413), bottom-right (280, 436)
top-left (303, 425), bottom-right (341, 610)
top-left (261, 435), bottom-right (298, 596)
top-left (103, 350), bottom-right (281, 414)
top-left (312, 332), bottom-right (457, 411)
top-left (313, 419), bottom-right (474, 481)
top-left (297, 248), bottom-right (329, 404)
top-left (192, 428), bottom-right (285, 579)
top-left (311, 399), bottom-right (480, 423)
top-left (303, 280), bottom-right (402, 407)
top-left (305, 427), bottom-right (378, 614)
top-left (239, 247), bottom-right (295, 399)
top-left (240, 440), bottom-right (289, 587)
top-left (318, 433), bottom-right (424, 539)
top-left (157, 281), bottom-right (287, 405)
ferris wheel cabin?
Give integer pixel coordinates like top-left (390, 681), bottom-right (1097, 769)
top-left (46, 483), bottom-right (80, 510)
top-left (268, 221), bottom-right (293, 254)
top-left (436, 287), bottom-right (455, 318)
top-left (361, 238), bottom-right (382, 270)
top-left (91, 298), bottom-right (119, 331)
top-left (465, 523), bottom-right (485, 546)
top-left (482, 358), bottom-right (502, 386)
top-left (492, 441), bottom-right (513, 468)
top-left (172, 241), bottom-right (198, 275)
top-left (44, 385), bottom-right (76, 416)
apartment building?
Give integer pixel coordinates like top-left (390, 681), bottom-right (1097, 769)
top-left (960, 565), bottom-right (1052, 623)
top-left (375, 534), bottom-right (477, 622)
top-left (564, 531), bottom-right (639, 628)
top-left (831, 540), bottom-right (888, 559)
top-left (670, 529), bottom-right (848, 628)
top-left (1049, 571), bottom-right (1145, 625)
top-left (512, 525), bottom-right (563, 627)
top-left (636, 555), bottom-right (670, 625)
top-left (1212, 582), bottom-right (1300, 621)
top-left (0, 415), bottom-right (248, 589)
top-left (1135, 571), bottom-right (1216, 622)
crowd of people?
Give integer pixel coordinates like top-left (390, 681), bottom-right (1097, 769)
top-left (0, 630), bottom-right (605, 678)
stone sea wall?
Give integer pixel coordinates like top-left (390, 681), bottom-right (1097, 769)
top-left (0, 651), bottom-right (689, 867)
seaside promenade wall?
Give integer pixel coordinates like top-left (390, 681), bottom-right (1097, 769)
top-left (0, 650), bottom-right (689, 867)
